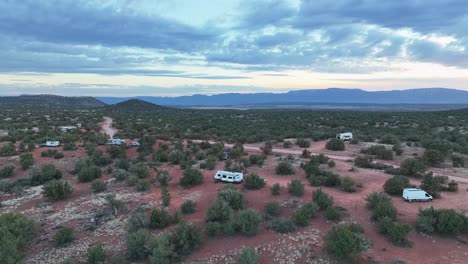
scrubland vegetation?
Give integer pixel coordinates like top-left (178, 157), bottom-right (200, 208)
top-left (1, 102), bottom-right (468, 263)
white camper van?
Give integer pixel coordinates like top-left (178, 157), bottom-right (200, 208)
top-left (45, 141), bottom-right (61, 147)
top-left (336, 132), bottom-right (353, 141)
top-left (214, 170), bottom-right (243, 183)
top-left (402, 188), bottom-right (433, 202)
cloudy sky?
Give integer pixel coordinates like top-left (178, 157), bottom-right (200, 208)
top-left (1, 0), bottom-right (468, 96)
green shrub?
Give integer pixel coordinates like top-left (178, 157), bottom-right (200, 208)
top-left (269, 218), bottom-right (296, 234)
top-left (270, 183), bottom-right (281, 196)
top-left (326, 138), bottom-right (345, 151)
top-left (135, 179), bottom-right (152, 192)
top-left (180, 168), bottom-right (204, 188)
top-left (364, 145), bottom-right (394, 160)
top-left (364, 192), bottom-right (392, 211)
top-left (54, 226), bottom-right (75, 247)
top-left (42, 180), bottom-right (73, 201)
top-left (91, 180), bottom-right (107, 193)
top-left (354, 155), bottom-right (372, 168)
top-left (261, 141), bottom-right (274, 155)
top-left (380, 134), bottom-right (399, 145)
top-left (243, 173), bottom-right (265, 190)
top-left (148, 232), bottom-right (173, 264)
top-left (54, 152), bottom-right (65, 159)
top-left (377, 217), bottom-right (411, 246)
top-left (283, 141), bottom-right (293, 148)
top-left (115, 159), bottom-right (130, 170)
top-left (156, 170), bottom-right (172, 187)
top-left (30, 164), bottom-right (62, 186)
top-left (206, 200), bottom-right (233, 222)
top-left (168, 149), bottom-right (185, 164)
top-left (127, 207), bottom-right (149, 232)
top-left (328, 160), bottom-right (336, 168)
top-left (238, 247), bottom-right (259, 264)
top-left (126, 228), bottom-right (150, 261)
top-left (129, 162), bottom-right (149, 178)
top-left (0, 213), bottom-right (36, 263)
top-left (293, 202), bottom-right (319, 226)
top-left (264, 201), bottom-right (281, 219)
top-left (420, 172), bottom-right (446, 198)
top-left (296, 138), bottom-right (311, 148)
top-left (77, 166), bottom-right (101, 182)
top-left (423, 149), bottom-right (446, 167)
top-left (0, 143), bottom-right (17, 156)
top-left (325, 206), bottom-right (341, 222)
top-left (166, 222), bottom-right (202, 261)
top-left (217, 185), bottom-right (245, 210)
top-left (181, 200), bottom-right (196, 214)
top-left (384, 175), bottom-right (410, 195)
top-left (451, 155), bottom-right (465, 168)
top-left (249, 154), bottom-right (266, 166)
top-left (0, 164), bottom-right (15, 178)
top-left (371, 199), bottom-right (397, 221)
top-left (416, 207), bottom-right (468, 235)
top-left (233, 209), bottom-right (263, 236)
top-left (20, 153), bottom-right (34, 169)
top-left (400, 158), bottom-right (426, 177)
top-left (150, 208), bottom-right (171, 229)
top-left (200, 156), bottom-right (217, 170)
top-left (63, 142), bottom-right (77, 151)
top-left (87, 244), bottom-right (106, 264)
top-left (341, 177), bottom-right (356, 192)
top-left (275, 161), bottom-right (295, 175)
top-left (105, 194), bottom-right (124, 216)
top-left (113, 169), bottom-right (129, 182)
top-left (107, 145), bottom-right (127, 159)
top-left (287, 179), bottom-right (304, 197)
top-left (324, 224), bottom-right (371, 260)
top-left (162, 188), bottom-right (171, 206)
top-left (312, 189), bottom-right (334, 209)
top-left (447, 180), bottom-right (458, 192)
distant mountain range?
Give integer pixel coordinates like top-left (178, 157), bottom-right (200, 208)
top-left (97, 88), bottom-right (468, 106)
top-left (0, 94), bottom-right (105, 108)
top-left (2, 88), bottom-right (468, 110)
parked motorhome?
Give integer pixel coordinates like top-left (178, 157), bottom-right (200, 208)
top-left (58, 126), bottom-right (77, 132)
top-left (107, 139), bottom-right (125, 145)
top-left (402, 188), bottom-right (433, 202)
top-left (44, 141), bottom-right (61, 147)
top-left (214, 170), bottom-right (243, 183)
top-left (336, 132), bottom-right (353, 141)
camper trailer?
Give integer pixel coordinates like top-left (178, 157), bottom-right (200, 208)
top-left (336, 132), bottom-right (353, 141)
top-left (402, 188), bottom-right (433, 202)
top-left (106, 139), bottom-right (126, 145)
top-left (214, 170), bottom-right (243, 183)
top-left (45, 141), bottom-right (61, 147)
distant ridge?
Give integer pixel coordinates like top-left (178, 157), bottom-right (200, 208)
top-left (106, 99), bottom-right (167, 112)
top-left (97, 88), bottom-right (468, 106)
top-left (0, 94), bottom-right (106, 108)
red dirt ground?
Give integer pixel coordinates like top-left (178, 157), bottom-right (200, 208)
top-left (1, 138), bottom-right (468, 264)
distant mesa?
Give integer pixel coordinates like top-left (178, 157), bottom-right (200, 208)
top-left (0, 94), bottom-right (106, 108)
top-left (107, 99), bottom-right (166, 112)
top-left (97, 88), bottom-right (468, 107)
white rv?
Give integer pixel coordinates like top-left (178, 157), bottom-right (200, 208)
top-left (336, 132), bottom-right (353, 141)
top-left (45, 141), bottom-right (61, 147)
top-left (402, 188), bottom-right (433, 202)
top-left (214, 170), bottom-right (243, 183)
top-left (107, 139), bottom-right (125, 145)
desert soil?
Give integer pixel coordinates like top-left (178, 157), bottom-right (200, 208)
top-left (1, 139), bottom-right (468, 264)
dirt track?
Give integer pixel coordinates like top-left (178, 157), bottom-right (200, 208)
top-left (100, 116), bottom-right (117, 138)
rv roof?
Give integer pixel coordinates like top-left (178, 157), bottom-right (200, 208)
top-left (404, 188), bottom-right (422, 191)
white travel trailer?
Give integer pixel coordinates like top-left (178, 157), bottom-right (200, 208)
top-left (402, 188), bottom-right (433, 202)
top-left (45, 141), bottom-right (61, 147)
top-left (107, 139), bottom-right (125, 145)
top-left (214, 170), bottom-right (243, 183)
top-left (336, 132), bottom-right (353, 141)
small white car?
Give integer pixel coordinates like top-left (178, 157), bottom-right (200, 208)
top-left (402, 188), bottom-right (433, 202)
top-left (214, 170), bottom-right (243, 183)
top-left (129, 142), bottom-right (140, 147)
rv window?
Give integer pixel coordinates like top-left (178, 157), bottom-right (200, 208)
top-left (228, 176), bottom-right (233, 179)
top-left (425, 193), bottom-right (430, 197)
top-left (222, 175), bottom-right (227, 178)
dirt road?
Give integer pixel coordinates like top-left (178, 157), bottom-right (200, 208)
top-left (100, 116), bottom-right (117, 138)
